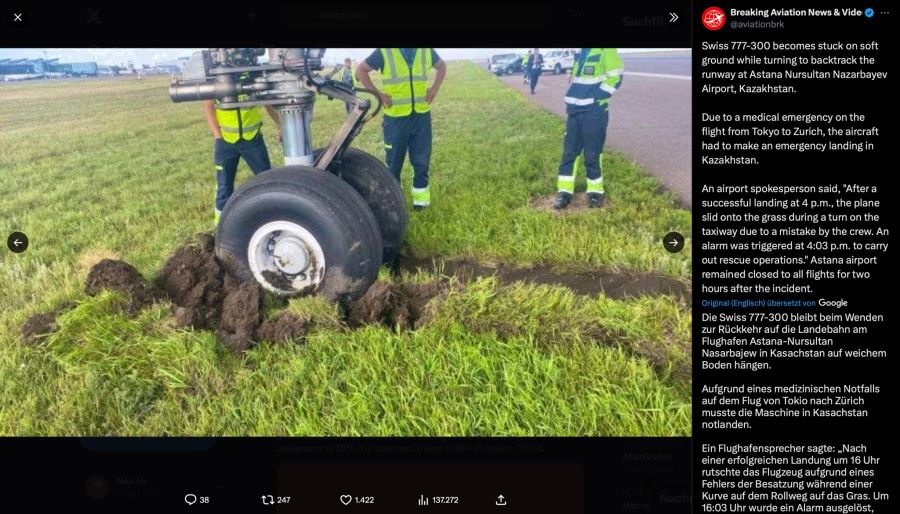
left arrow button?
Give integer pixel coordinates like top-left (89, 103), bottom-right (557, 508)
top-left (7, 232), bottom-right (29, 253)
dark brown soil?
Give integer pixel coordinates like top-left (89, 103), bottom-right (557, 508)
top-left (20, 302), bottom-right (75, 344)
top-left (345, 281), bottom-right (446, 330)
top-left (395, 281), bottom-right (447, 329)
top-left (61, 233), bottom-right (265, 352)
top-left (393, 254), bottom-right (689, 302)
top-left (345, 282), bottom-right (393, 326)
top-left (261, 270), bottom-right (296, 293)
top-left (84, 260), bottom-right (165, 314)
top-left (215, 330), bottom-right (255, 353)
top-left (157, 236), bottom-right (228, 330)
top-left (32, 234), bottom-right (311, 352)
top-left (219, 276), bottom-right (262, 335)
top-left (27, 231), bottom-right (687, 358)
top-left (258, 312), bottom-right (310, 344)
top-left (156, 234), bottom-right (262, 350)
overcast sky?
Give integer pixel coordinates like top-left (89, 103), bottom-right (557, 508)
top-left (0, 48), bottom-right (686, 67)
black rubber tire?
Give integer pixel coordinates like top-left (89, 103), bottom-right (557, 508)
top-left (315, 147), bottom-right (408, 264)
top-left (216, 166), bottom-right (382, 301)
top-left (554, 63), bottom-right (562, 75)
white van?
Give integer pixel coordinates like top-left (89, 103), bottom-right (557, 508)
top-left (541, 49), bottom-right (577, 74)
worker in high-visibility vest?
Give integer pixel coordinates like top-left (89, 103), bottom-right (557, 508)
top-left (329, 57), bottom-right (358, 113)
top-left (554, 48), bottom-right (624, 209)
top-left (522, 50), bottom-right (532, 84)
top-left (356, 49), bottom-right (447, 211)
top-left (204, 74), bottom-right (281, 224)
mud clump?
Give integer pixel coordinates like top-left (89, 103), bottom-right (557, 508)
top-left (23, 234), bottom-right (333, 352)
top-left (219, 276), bottom-right (262, 335)
top-left (85, 259), bottom-right (164, 314)
top-left (261, 270), bottom-right (295, 293)
top-left (258, 312), bottom-right (310, 344)
top-left (346, 281), bottom-right (446, 330)
top-left (346, 282), bottom-right (393, 326)
top-left (72, 234), bottom-right (263, 352)
top-left (214, 277), bottom-right (263, 351)
top-left (157, 237), bottom-right (227, 330)
top-left (392, 281), bottom-right (447, 329)
top-left (20, 302), bottom-right (75, 344)
top-left (157, 234), bottom-right (262, 350)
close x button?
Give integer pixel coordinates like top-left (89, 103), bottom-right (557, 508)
top-left (10, 8), bottom-right (26, 26)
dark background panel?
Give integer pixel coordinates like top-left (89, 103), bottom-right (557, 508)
top-left (2, 1), bottom-right (690, 47)
top-left (0, 437), bottom-right (690, 512)
top-left (693, 1), bottom-right (894, 513)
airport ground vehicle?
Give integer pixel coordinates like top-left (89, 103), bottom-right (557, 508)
top-left (488, 54), bottom-right (516, 71)
top-left (542, 48), bottom-right (577, 74)
top-left (491, 54), bottom-right (524, 75)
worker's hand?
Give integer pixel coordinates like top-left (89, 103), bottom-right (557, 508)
top-left (379, 92), bottom-right (393, 108)
top-left (425, 86), bottom-right (439, 104)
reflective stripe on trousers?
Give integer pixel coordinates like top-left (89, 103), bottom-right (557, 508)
top-left (412, 186), bottom-right (431, 206)
top-left (557, 174), bottom-right (575, 194)
top-left (557, 106), bottom-right (609, 193)
top-left (382, 112), bottom-right (433, 191)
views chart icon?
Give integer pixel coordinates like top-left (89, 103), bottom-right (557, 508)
top-left (702, 6), bottom-right (726, 30)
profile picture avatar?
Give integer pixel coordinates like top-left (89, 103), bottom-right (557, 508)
top-left (702, 6), bottom-right (726, 31)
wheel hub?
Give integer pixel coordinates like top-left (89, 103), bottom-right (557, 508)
top-left (248, 221), bottom-right (326, 295)
top-left (272, 237), bottom-right (309, 275)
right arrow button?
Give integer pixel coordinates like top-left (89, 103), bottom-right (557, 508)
top-left (663, 231), bottom-right (685, 253)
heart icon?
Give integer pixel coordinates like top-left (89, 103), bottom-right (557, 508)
top-left (340, 494), bottom-right (352, 506)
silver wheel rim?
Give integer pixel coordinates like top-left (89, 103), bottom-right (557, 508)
top-left (247, 221), bottom-right (326, 295)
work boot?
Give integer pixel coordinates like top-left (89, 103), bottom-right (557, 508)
top-left (587, 192), bottom-right (606, 208)
top-left (553, 192), bottom-right (572, 210)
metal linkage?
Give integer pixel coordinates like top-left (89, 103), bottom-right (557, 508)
top-left (169, 48), bottom-right (377, 169)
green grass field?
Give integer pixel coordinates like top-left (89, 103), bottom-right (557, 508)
top-left (0, 62), bottom-right (691, 436)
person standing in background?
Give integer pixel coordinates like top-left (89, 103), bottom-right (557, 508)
top-left (329, 57), bottom-right (357, 113)
top-left (526, 48), bottom-right (543, 94)
top-left (522, 50), bottom-right (532, 84)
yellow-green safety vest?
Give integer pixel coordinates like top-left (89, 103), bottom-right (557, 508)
top-left (565, 48), bottom-right (624, 107)
top-left (215, 74), bottom-right (262, 144)
top-left (334, 65), bottom-right (358, 87)
top-left (379, 48), bottom-right (432, 117)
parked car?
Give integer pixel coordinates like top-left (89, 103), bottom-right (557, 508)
top-left (542, 49), bottom-right (577, 75)
top-left (488, 53), bottom-right (518, 72)
top-left (491, 54), bottom-right (523, 76)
